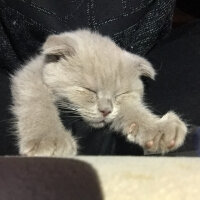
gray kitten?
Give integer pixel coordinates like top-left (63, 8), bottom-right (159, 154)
top-left (11, 29), bottom-right (187, 156)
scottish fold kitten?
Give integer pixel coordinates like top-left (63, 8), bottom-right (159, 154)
top-left (11, 29), bottom-right (187, 156)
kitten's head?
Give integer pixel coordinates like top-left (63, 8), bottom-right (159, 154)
top-left (42, 29), bottom-right (155, 128)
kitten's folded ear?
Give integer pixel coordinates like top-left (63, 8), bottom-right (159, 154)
top-left (124, 52), bottom-right (156, 80)
top-left (42, 34), bottom-right (76, 62)
top-left (136, 57), bottom-right (156, 80)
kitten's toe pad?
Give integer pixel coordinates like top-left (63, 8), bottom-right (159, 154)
top-left (146, 112), bottom-right (187, 153)
top-left (128, 123), bottom-right (137, 134)
top-left (126, 122), bottom-right (138, 142)
top-left (20, 132), bottom-right (77, 157)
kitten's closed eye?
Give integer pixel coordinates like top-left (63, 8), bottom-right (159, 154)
top-left (82, 87), bottom-right (97, 94)
top-left (115, 91), bottom-right (132, 98)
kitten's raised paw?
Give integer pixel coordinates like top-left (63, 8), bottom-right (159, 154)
top-left (20, 132), bottom-right (77, 157)
top-left (126, 122), bottom-right (138, 142)
top-left (145, 112), bottom-right (188, 154)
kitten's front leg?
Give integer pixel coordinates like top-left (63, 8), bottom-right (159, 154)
top-left (128, 111), bottom-right (187, 154)
top-left (11, 62), bottom-right (77, 157)
top-left (20, 129), bottom-right (77, 157)
top-left (112, 101), bottom-right (187, 154)
top-left (13, 97), bottom-right (77, 157)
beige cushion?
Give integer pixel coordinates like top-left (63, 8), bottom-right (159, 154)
top-left (78, 156), bottom-right (200, 200)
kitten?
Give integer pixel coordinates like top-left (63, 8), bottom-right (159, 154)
top-left (11, 29), bottom-right (187, 156)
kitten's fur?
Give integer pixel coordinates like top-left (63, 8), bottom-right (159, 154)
top-left (11, 29), bottom-right (187, 156)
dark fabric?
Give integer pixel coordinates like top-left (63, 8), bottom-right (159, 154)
top-left (0, 72), bottom-right (18, 155)
top-left (146, 20), bottom-right (200, 126)
top-left (0, 157), bottom-right (103, 200)
top-left (0, 0), bottom-right (175, 74)
top-left (177, 0), bottom-right (200, 18)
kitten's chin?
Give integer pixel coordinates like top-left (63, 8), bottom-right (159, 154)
top-left (89, 121), bottom-right (106, 128)
top-left (84, 116), bottom-right (113, 128)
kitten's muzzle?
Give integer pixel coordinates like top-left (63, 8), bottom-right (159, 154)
top-left (99, 109), bottom-right (111, 117)
top-left (97, 98), bottom-right (113, 117)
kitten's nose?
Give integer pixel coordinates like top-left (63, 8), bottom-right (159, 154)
top-left (99, 109), bottom-right (111, 117)
top-left (98, 98), bottom-right (112, 117)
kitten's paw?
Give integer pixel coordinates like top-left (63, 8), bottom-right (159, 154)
top-left (145, 112), bottom-right (188, 153)
top-left (126, 122), bottom-right (139, 142)
top-left (20, 132), bottom-right (77, 157)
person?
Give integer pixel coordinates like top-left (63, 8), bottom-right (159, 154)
top-left (0, 0), bottom-right (199, 156)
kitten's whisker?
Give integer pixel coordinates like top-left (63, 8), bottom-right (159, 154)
top-left (69, 116), bottom-right (81, 118)
top-left (58, 104), bottom-right (78, 109)
top-left (58, 106), bottom-right (80, 112)
top-left (60, 110), bottom-right (80, 114)
top-left (64, 118), bottom-right (81, 125)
